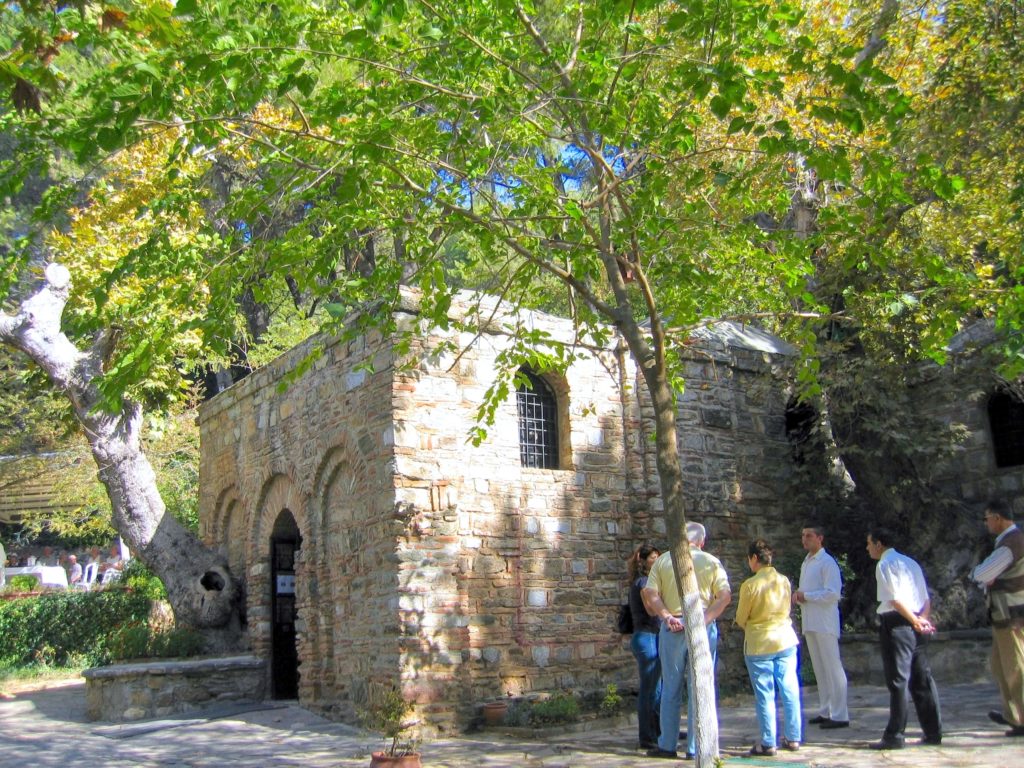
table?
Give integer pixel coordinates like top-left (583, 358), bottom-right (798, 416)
top-left (4, 565), bottom-right (69, 588)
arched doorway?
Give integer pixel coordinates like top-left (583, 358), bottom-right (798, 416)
top-left (270, 510), bottom-right (302, 699)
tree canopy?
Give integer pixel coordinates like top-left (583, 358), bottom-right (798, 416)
top-left (2, 0), bottom-right (1022, 758)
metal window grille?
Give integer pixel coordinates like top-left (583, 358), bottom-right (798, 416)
top-left (989, 390), bottom-right (1024, 468)
top-left (517, 370), bottom-right (558, 469)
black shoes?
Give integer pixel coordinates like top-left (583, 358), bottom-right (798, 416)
top-left (920, 735), bottom-right (942, 745)
top-left (987, 710), bottom-right (1024, 735)
top-left (808, 715), bottom-right (829, 725)
top-left (645, 747), bottom-right (679, 759)
top-left (869, 736), bottom-right (906, 750)
top-left (989, 709), bottom-right (1010, 726)
top-left (820, 719), bottom-right (850, 729)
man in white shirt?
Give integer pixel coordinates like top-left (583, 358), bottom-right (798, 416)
top-left (794, 525), bottom-right (849, 728)
top-left (971, 500), bottom-right (1024, 737)
top-left (66, 554), bottom-right (83, 587)
top-left (866, 527), bottom-right (942, 750)
top-left (39, 545), bottom-right (58, 567)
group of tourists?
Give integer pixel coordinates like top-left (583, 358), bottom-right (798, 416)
top-left (625, 500), bottom-right (1024, 759)
top-left (1, 540), bottom-right (126, 589)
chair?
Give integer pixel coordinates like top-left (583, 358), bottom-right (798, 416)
top-left (101, 568), bottom-right (122, 585)
top-left (82, 562), bottom-right (98, 590)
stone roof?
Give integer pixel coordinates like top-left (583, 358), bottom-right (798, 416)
top-left (688, 320), bottom-right (797, 356)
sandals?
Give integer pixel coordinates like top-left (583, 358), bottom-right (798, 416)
top-left (781, 738), bottom-right (800, 751)
top-left (748, 743), bottom-right (777, 756)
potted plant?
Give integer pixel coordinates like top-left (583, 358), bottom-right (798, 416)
top-left (481, 698), bottom-right (509, 726)
top-left (360, 687), bottom-right (421, 768)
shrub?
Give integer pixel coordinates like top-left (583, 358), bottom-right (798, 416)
top-left (358, 687), bottom-right (418, 756)
top-left (106, 623), bottom-right (206, 662)
top-left (529, 692), bottom-right (580, 725)
top-left (0, 590), bottom-right (151, 668)
top-left (120, 559), bottom-right (167, 601)
top-left (151, 627), bottom-right (205, 658)
top-left (4, 575), bottom-right (41, 593)
top-left (599, 683), bottom-right (623, 716)
top-left (106, 622), bottom-right (151, 661)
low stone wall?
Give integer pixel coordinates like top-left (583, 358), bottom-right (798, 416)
top-left (705, 627), bottom-right (992, 698)
top-left (83, 655), bottom-right (267, 722)
top-left (840, 628), bottom-right (992, 686)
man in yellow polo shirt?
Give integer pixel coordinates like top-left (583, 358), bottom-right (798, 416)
top-left (642, 522), bottom-right (731, 759)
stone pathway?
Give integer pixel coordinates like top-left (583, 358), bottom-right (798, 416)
top-left (1, 678), bottom-right (1022, 767)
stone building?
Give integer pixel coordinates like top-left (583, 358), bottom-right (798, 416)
top-left (903, 323), bottom-right (1024, 626)
top-left (197, 290), bottom-right (809, 731)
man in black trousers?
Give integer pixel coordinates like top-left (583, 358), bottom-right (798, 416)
top-left (866, 527), bottom-right (943, 750)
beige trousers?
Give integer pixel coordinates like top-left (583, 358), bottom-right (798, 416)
top-left (992, 624), bottom-right (1024, 727)
top-left (805, 631), bottom-right (849, 722)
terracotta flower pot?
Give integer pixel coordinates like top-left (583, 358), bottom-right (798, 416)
top-left (369, 751), bottom-right (421, 768)
top-left (482, 700), bottom-right (509, 726)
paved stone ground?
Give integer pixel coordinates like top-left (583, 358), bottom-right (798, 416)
top-left (1, 678), bottom-right (1022, 767)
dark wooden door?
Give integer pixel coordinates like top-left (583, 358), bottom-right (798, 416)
top-left (271, 536), bottom-right (299, 699)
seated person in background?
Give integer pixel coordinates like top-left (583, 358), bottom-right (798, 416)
top-left (100, 543), bottom-right (125, 581)
top-left (67, 554), bottom-right (83, 587)
top-left (39, 546), bottom-right (59, 567)
top-left (86, 545), bottom-right (103, 567)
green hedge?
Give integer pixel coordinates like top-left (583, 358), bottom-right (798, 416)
top-left (0, 589), bottom-right (152, 668)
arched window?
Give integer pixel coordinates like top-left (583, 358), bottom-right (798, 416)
top-left (516, 368), bottom-right (559, 469)
top-left (989, 389), bottom-right (1024, 468)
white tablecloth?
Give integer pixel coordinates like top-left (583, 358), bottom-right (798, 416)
top-left (4, 566), bottom-right (69, 588)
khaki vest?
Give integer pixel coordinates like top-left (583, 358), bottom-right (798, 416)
top-left (989, 528), bottom-right (1024, 628)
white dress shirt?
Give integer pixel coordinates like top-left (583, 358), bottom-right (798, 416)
top-left (875, 548), bottom-right (929, 615)
top-left (971, 524), bottom-right (1019, 587)
top-left (799, 548), bottom-right (842, 636)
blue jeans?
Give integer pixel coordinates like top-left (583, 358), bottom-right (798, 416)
top-left (745, 645), bottom-right (802, 747)
top-left (630, 630), bottom-right (662, 745)
top-left (658, 621), bottom-right (718, 755)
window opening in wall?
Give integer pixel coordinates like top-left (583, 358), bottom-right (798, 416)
top-left (517, 368), bottom-right (559, 469)
top-left (989, 389), bottom-right (1024, 468)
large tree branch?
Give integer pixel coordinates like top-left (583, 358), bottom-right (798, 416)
top-left (0, 264), bottom-right (83, 393)
top-left (855, 0), bottom-right (900, 67)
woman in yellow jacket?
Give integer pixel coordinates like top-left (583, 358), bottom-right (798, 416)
top-left (736, 538), bottom-right (802, 756)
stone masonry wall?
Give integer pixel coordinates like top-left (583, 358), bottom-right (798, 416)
top-left (384, 307), bottom-right (638, 728)
top-left (198, 296), bottom-right (813, 731)
top-left (907, 352), bottom-right (1024, 626)
top-left (199, 323), bottom-right (404, 718)
top-left (83, 656), bottom-right (266, 722)
top-left (638, 323), bottom-right (815, 691)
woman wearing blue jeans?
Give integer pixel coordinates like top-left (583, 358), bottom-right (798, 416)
top-left (736, 538), bottom-right (802, 756)
top-left (628, 544), bottom-right (662, 750)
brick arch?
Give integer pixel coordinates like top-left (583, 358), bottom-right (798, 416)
top-left (306, 439), bottom-right (370, 708)
top-left (249, 473), bottom-right (309, 558)
top-left (206, 484), bottom-right (242, 544)
top-left (248, 472), bottom-right (312, 702)
top-left (312, 439), bottom-right (370, 536)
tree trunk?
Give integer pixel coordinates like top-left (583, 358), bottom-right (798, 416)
top-left (0, 264), bottom-right (241, 648)
top-left (641, 358), bottom-right (719, 766)
top-left (615, 317), bottom-right (719, 765)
